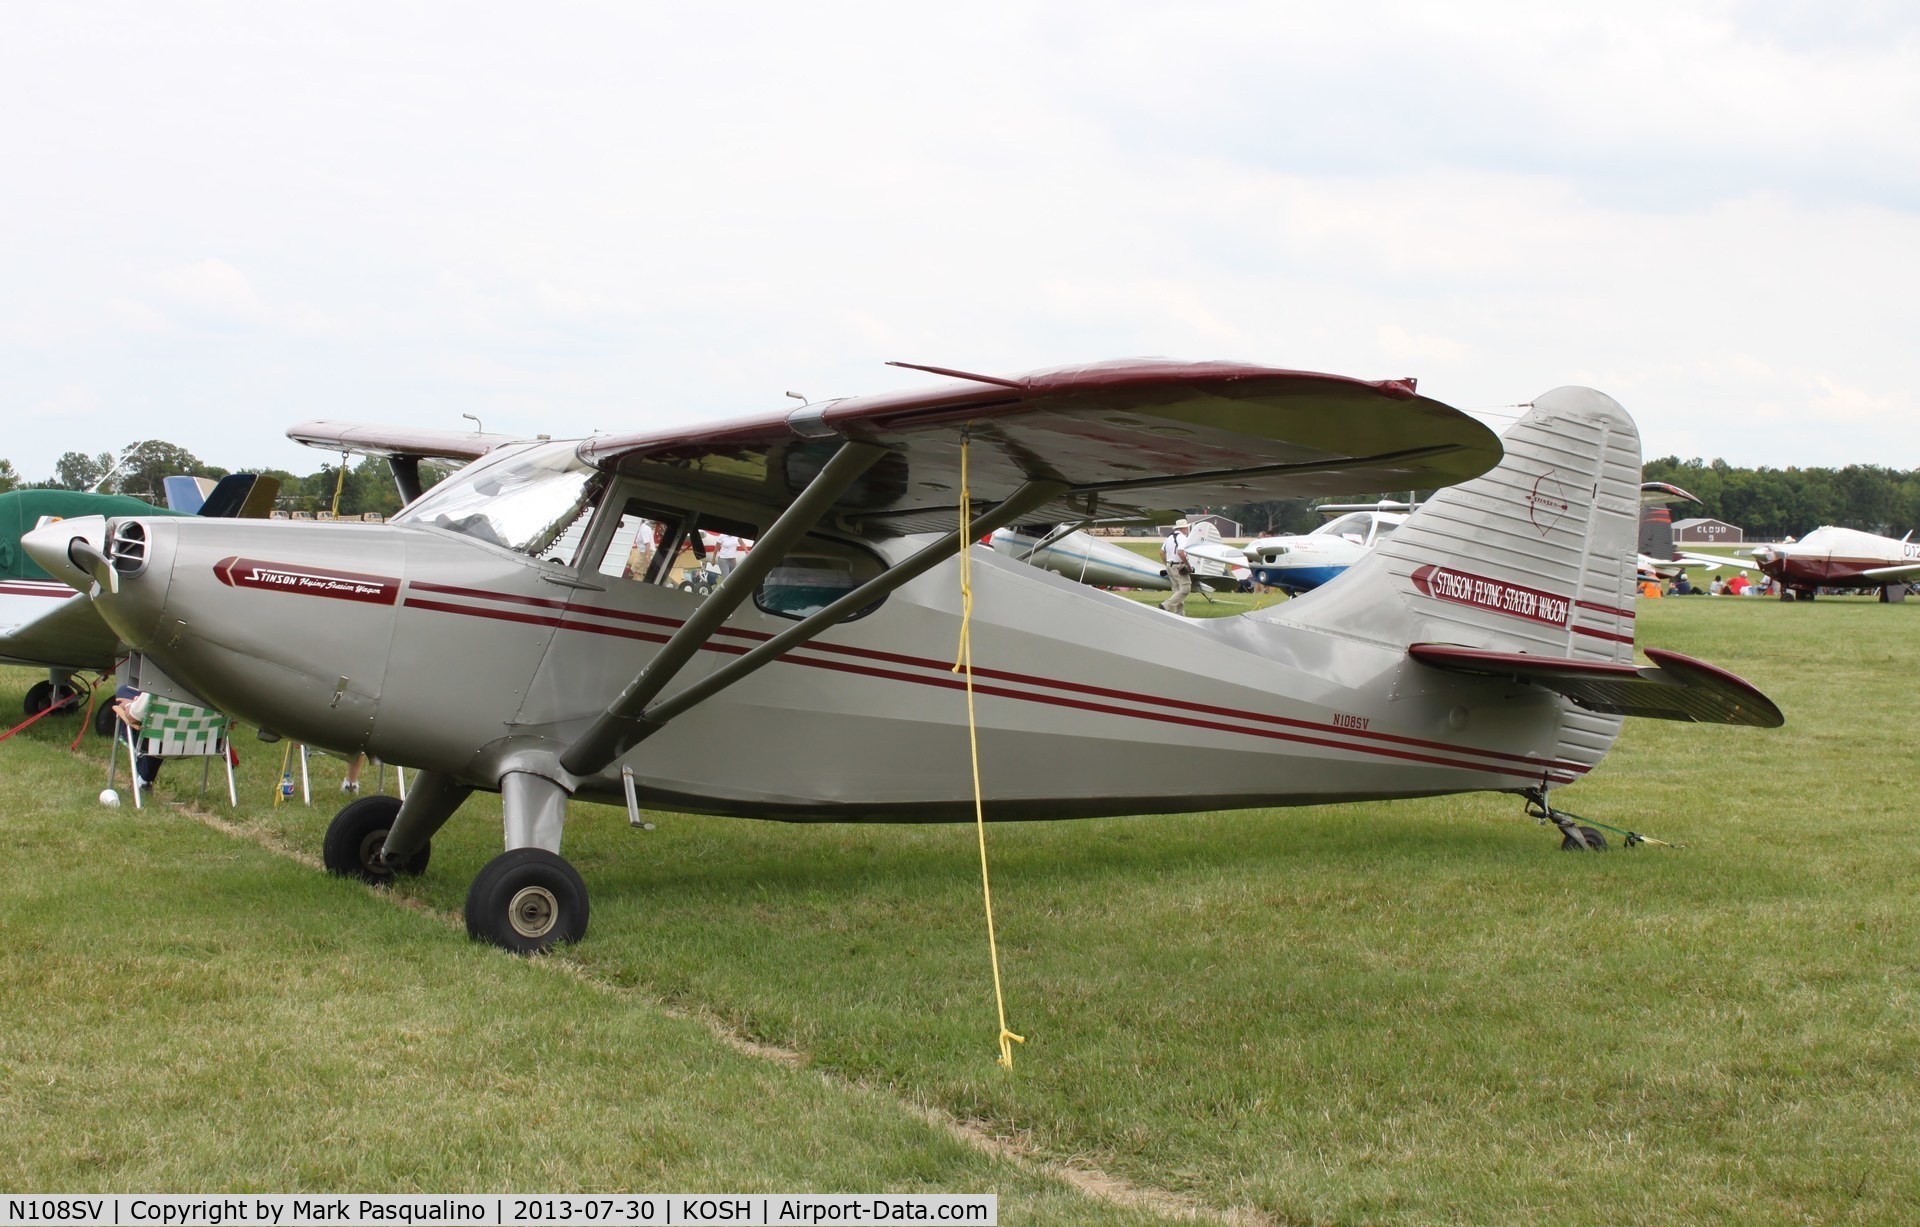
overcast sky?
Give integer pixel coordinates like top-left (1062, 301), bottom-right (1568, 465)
top-left (5, 0), bottom-right (1918, 484)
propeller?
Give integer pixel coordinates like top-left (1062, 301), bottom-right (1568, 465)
top-left (66, 537), bottom-right (119, 596)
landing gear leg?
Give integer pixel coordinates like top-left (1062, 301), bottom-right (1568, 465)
top-left (323, 771), bottom-right (469, 884)
top-left (23, 678), bottom-right (76, 716)
top-left (466, 770), bottom-right (588, 953)
top-left (1523, 786), bottom-right (1620, 852)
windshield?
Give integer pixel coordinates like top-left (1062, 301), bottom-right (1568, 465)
top-left (1316, 511), bottom-right (1373, 542)
top-left (394, 441), bottom-right (599, 558)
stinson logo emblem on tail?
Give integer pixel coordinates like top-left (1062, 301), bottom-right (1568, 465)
top-left (1528, 471), bottom-right (1573, 536)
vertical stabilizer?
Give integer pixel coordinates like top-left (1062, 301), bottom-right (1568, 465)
top-left (1262, 386), bottom-right (1642, 772)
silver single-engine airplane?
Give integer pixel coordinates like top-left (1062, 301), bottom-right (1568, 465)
top-left (26, 360), bottom-right (1782, 953)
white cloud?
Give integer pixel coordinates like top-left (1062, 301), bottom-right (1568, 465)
top-left (151, 259), bottom-right (265, 321)
top-left (0, 1), bottom-right (1917, 484)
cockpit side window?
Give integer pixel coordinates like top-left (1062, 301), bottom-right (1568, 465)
top-left (595, 500), bottom-right (685, 584)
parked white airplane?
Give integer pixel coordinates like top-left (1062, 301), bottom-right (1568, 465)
top-left (1241, 505), bottom-right (1409, 594)
top-left (986, 525), bottom-right (1172, 589)
top-left (988, 523), bottom-right (1248, 592)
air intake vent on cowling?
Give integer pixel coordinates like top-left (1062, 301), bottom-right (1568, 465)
top-left (108, 520), bottom-right (150, 576)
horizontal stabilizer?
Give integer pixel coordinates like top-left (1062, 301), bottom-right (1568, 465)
top-left (1408, 643), bottom-right (1783, 728)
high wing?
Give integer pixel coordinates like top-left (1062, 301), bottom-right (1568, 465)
top-left (287, 421), bottom-right (526, 504)
top-left (286, 421), bottom-right (522, 462)
top-left (1408, 644), bottom-right (1783, 728)
top-left (575, 359), bottom-right (1501, 535)
top-left (556, 359), bottom-right (1502, 775)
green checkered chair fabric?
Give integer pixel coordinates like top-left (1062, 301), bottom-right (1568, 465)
top-left (137, 698), bottom-right (231, 759)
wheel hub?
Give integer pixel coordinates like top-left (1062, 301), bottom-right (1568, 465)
top-left (357, 829), bottom-right (394, 876)
top-left (508, 885), bottom-right (559, 939)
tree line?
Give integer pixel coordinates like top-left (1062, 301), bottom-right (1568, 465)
top-left (1219, 459), bottom-right (1920, 542)
top-left (6, 441), bottom-right (1917, 543)
top-left (0, 442), bottom-right (428, 518)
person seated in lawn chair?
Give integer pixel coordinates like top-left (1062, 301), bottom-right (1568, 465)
top-left (110, 685), bottom-right (162, 789)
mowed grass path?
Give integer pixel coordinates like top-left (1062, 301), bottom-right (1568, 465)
top-left (4, 593), bottom-right (1918, 1223)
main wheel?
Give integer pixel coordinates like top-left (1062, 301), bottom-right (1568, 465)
top-left (95, 701), bottom-right (120, 737)
top-left (322, 795), bottom-right (430, 884)
top-left (1559, 826), bottom-right (1609, 851)
top-left (23, 680), bottom-right (75, 716)
top-left (465, 848), bottom-right (589, 953)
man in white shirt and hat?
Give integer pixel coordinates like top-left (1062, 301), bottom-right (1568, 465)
top-left (1160, 517), bottom-right (1193, 615)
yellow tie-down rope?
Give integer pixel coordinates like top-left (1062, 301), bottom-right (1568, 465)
top-left (951, 432), bottom-right (1025, 1070)
top-left (330, 450), bottom-right (350, 516)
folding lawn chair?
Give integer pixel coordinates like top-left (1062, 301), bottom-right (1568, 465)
top-left (122, 696), bottom-right (237, 808)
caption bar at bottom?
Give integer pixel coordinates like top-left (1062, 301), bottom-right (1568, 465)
top-left (2, 1196), bottom-right (996, 1227)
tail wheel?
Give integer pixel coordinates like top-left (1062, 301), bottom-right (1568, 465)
top-left (1559, 826), bottom-right (1609, 851)
top-left (465, 848), bottom-right (589, 953)
top-left (323, 795), bottom-right (430, 884)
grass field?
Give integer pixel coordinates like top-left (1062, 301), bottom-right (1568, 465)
top-left (2, 593), bottom-right (1917, 1223)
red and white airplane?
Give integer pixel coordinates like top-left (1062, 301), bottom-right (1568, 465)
top-left (1746, 527), bottom-right (1920, 600)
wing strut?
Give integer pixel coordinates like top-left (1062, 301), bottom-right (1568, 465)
top-left (559, 474), bottom-right (1070, 777)
top-left (389, 456), bottom-right (424, 505)
top-left (560, 440), bottom-right (891, 774)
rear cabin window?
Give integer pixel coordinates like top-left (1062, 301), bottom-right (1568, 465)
top-left (754, 536), bottom-right (886, 621)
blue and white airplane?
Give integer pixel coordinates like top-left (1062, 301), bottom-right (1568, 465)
top-left (1241, 505), bottom-right (1408, 594)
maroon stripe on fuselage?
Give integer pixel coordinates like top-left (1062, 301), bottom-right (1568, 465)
top-left (399, 586), bottom-right (1588, 783)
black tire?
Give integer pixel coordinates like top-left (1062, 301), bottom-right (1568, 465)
top-left (95, 701), bottom-right (120, 737)
top-left (322, 795), bottom-right (430, 884)
top-left (677, 579), bottom-right (696, 592)
top-left (465, 848), bottom-right (589, 953)
top-left (23, 680), bottom-right (75, 716)
top-left (1560, 826), bottom-right (1609, 851)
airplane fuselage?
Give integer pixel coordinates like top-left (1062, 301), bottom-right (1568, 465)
top-left (64, 514), bottom-right (1595, 822)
